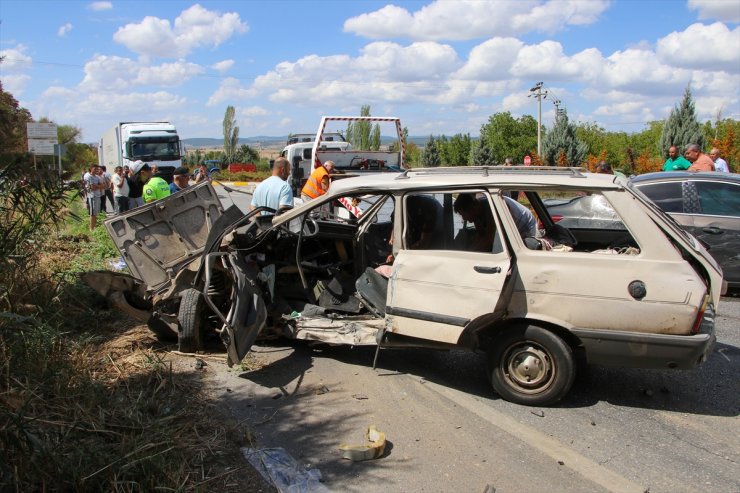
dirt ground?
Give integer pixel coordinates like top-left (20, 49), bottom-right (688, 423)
top-left (98, 320), bottom-right (276, 492)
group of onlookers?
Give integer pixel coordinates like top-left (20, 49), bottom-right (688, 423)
top-left (663, 144), bottom-right (730, 172)
top-left (83, 162), bottom-right (209, 230)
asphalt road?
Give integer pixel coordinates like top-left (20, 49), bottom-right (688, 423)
top-left (208, 183), bottom-right (739, 493)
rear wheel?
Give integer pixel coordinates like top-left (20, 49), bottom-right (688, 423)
top-left (178, 288), bottom-right (206, 353)
top-left (487, 325), bottom-right (575, 406)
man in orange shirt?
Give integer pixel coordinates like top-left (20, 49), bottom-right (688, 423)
top-left (301, 160), bottom-right (336, 201)
top-left (684, 144), bottom-right (715, 172)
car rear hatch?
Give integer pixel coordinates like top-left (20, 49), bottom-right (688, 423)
top-left (629, 186), bottom-right (725, 304)
top-left (104, 181), bottom-right (224, 292)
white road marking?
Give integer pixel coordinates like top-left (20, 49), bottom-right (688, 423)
top-left (421, 380), bottom-right (645, 493)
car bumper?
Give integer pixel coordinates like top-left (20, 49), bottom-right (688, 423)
top-left (571, 304), bottom-right (716, 370)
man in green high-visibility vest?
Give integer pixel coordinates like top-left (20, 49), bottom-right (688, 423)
top-left (130, 160), bottom-right (171, 204)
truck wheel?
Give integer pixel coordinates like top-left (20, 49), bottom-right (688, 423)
top-left (178, 288), bottom-right (205, 353)
top-left (487, 325), bottom-right (575, 406)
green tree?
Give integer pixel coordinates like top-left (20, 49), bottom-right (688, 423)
top-left (421, 135), bottom-right (441, 167)
top-left (480, 112), bottom-right (539, 163)
top-left (446, 133), bottom-right (472, 166)
top-left (0, 80), bottom-right (32, 155)
top-left (347, 105), bottom-right (372, 150)
top-left (470, 138), bottom-right (495, 165)
top-left (659, 86), bottom-right (704, 158)
top-left (370, 124), bottom-right (381, 151)
top-left (223, 106), bottom-right (239, 164)
top-left (235, 144), bottom-right (259, 163)
top-left (541, 110), bottom-right (588, 166)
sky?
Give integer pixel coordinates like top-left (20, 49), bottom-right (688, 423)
top-left (1, 0), bottom-right (739, 143)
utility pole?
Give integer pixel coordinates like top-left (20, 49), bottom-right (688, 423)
top-left (529, 82), bottom-right (547, 156)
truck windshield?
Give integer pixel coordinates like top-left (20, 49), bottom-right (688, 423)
top-left (129, 137), bottom-right (180, 161)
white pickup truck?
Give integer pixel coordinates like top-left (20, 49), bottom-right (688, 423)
top-left (280, 116), bottom-right (406, 194)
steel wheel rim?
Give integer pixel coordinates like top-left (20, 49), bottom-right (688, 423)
top-left (501, 341), bottom-right (555, 394)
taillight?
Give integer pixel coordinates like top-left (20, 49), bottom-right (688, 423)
top-left (691, 294), bottom-right (709, 334)
top-left (551, 215), bottom-right (563, 223)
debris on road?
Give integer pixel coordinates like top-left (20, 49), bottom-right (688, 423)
top-left (339, 425), bottom-right (386, 461)
top-left (352, 393), bottom-right (368, 400)
top-left (531, 410), bottom-right (545, 418)
top-left (243, 447), bottom-right (329, 492)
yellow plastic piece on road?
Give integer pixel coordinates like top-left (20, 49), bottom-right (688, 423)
top-left (339, 425), bottom-right (386, 461)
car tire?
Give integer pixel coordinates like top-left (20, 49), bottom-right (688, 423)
top-left (178, 288), bottom-right (205, 353)
top-left (488, 325), bottom-right (575, 406)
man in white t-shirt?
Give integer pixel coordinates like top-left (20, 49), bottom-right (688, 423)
top-left (111, 165), bottom-right (130, 213)
top-left (84, 165), bottom-right (104, 230)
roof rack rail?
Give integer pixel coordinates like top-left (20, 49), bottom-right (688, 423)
top-left (396, 165), bottom-right (588, 180)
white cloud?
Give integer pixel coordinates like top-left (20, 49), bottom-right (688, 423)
top-left (688, 0), bottom-right (740, 23)
top-left (599, 48), bottom-right (692, 94)
top-left (36, 85), bottom-right (187, 121)
top-left (656, 22), bottom-right (740, 71)
top-left (343, 0), bottom-right (609, 41)
top-left (88, 1), bottom-right (112, 11)
top-left (58, 23), bottom-right (73, 37)
top-left (113, 4), bottom-right (248, 58)
top-left (1, 74), bottom-right (31, 96)
top-left (453, 38), bottom-right (524, 80)
top-left (79, 55), bottom-right (204, 91)
top-left (512, 42), bottom-right (604, 81)
top-left (0, 45), bottom-right (32, 71)
top-left (241, 106), bottom-right (268, 117)
top-left (207, 77), bottom-right (258, 106)
top-left (211, 59), bottom-right (234, 72)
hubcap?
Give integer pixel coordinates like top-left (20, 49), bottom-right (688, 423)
top-left (503, 343), bottom-right (554, 393)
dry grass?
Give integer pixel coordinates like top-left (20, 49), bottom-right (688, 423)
top-left (0, 227), bottom-right (272, 492)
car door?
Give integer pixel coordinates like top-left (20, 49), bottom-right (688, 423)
top-left (385, 191), bottom-right (513, 345)
top-left (690, 179), bottom-right (740, 286)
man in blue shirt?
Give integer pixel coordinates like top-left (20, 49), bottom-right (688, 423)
top-left (169, 166), bottom-right (191, 194)
top-left (251, 157), bottom-right (293, 214)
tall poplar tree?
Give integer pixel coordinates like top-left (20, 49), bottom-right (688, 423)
top-left (659, 86), bottom-right (704, 158)
top-left (223, 106), bottom-right (239, 164)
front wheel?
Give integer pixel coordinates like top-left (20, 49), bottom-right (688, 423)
top-left (178, 288), bottom-right (206, 353)
top-left (487, 325), bottom-right (575, 406)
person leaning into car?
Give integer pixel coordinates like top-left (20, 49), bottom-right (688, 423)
top-left (251, 157), bottom-right (293, 215)
top-left (301, 160), bottom-right (336, 201)
top-left (684, 144), bottom-right (715, 172)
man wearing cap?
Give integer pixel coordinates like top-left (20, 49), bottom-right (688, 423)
top-left (130, 160), bottom-right (171, 204)
top-left (301, 160), bottom-right (335, 201)
top-left (169, 166), bottom-right (191, 194)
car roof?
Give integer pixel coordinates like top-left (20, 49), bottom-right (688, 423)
top-left (631, 171), bottom-right (740, 184)
top-left (275, 166), bottom-right (624, 223)
top-left (326, 166), bottom-right (623, 195)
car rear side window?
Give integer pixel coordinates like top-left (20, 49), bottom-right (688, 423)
top-left (694, 181), bottom-right (740, 217)
top-left (635, 182), bottom-right (683, 213)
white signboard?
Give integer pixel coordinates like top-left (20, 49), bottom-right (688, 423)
top-left (27, 122), bottom-right (58, 140)
top-left (28, 139), bottom-right (57, 155)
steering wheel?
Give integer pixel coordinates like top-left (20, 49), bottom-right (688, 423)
top-left (301, 216), bottom-right (320, 238)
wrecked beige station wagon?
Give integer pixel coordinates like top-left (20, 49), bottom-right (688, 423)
top-left (87, 167), bottom-right (724, 406)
